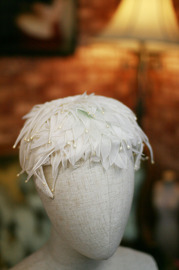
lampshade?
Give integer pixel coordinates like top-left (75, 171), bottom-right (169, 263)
top-left (97, 0), bottom-right (179, 51)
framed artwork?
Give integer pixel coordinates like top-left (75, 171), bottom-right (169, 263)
top-left (0, 0), bottom-right (77, 56)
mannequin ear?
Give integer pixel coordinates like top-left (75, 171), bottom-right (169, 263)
top-left (34, 166), bottom-right (54, 199)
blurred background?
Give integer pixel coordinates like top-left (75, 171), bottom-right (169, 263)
top-left (0, 0), bottom-right (179, 269)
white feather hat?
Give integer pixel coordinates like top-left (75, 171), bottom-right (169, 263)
top-left (14, 93), bottom-right (153, 198)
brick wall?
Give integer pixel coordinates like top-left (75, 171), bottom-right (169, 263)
top-left (0, 44), bottom-right (138, 154)
top-left (143, 52), bottom-right (179, 173)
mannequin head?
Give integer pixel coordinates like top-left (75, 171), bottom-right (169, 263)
top-left (13, 93), bottom-right (153, 261)
top-left (36, 159), bottom-right (134, 260)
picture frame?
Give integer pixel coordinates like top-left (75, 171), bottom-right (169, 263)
top-left (0, 0), bottom-right (77, 56)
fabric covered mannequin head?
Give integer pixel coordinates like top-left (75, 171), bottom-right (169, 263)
top-left (13, 93), bottom-right (154, 263)
top-left (35, 159), bottom-right (135, 261)
top-left (13, 94), bottom-right (156, 269)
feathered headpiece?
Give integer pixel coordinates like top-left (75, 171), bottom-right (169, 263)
top-left (14, 93), bottom-right (153, 198)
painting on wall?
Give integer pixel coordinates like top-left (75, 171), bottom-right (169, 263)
top-left (0, 0), bottom-right (77, 56)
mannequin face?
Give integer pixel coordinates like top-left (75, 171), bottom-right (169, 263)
top-left (36, 159), bottom-right (134, 260)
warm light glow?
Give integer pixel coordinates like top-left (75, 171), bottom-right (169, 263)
top-left (97, 0), bottom-right (179, 50)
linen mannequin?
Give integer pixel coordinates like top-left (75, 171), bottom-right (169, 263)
top-left (12, 94), bottom-right (158, 269)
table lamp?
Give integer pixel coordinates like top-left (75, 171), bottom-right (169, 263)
top-left (95, 0), bottom-right (179, 123)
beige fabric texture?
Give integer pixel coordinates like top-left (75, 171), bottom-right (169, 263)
top-left (11, 160), bottom-right (158, 270)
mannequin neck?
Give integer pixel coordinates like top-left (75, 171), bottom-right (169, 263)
top-left (45, 227), bottom-right (106, 270)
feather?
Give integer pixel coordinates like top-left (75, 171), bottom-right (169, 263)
top-left (101, 136), bottom-right (111, 161)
